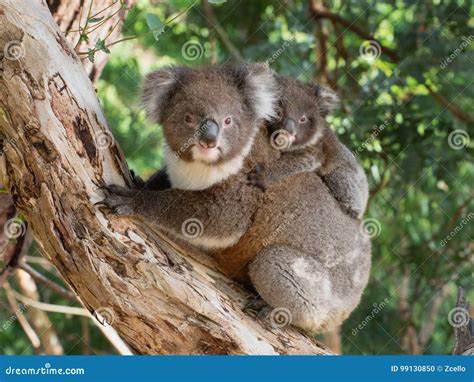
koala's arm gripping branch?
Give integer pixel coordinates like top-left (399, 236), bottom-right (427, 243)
top-left (0, 0), bottom-right (330, 355)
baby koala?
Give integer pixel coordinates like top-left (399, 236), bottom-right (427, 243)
top-left (250, 75), bottom-right (369, 219)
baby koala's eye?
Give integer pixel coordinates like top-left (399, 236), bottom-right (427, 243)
top-left (224, 116), bottom-right (232, 126)
top-left (299, 116), bottom-right (307, 123)
top-left (185, 113), bottom-right (193, 124)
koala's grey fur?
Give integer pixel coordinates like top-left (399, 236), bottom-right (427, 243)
top-left (103, 63), bottom-right (371, 334)
top-left (254, 75), bottom-right (369, 219)
top-left (104, 63), bottom-right (279, 249)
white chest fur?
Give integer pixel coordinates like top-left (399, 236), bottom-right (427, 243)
top-left (164, 138), bottom-right (254, 190)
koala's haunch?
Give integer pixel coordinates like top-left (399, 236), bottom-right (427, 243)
top-left (103, 63), bottom-right (371, 335)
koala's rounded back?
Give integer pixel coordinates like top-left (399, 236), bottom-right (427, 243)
top-left (216, 166), bottom-right (371, 332)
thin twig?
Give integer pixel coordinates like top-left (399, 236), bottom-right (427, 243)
top-left (11, 288), bottom-right (133, 355)
top-left (4, 282), bottom-right (41, 351)
top-left (308, 1), bottom-right (473, 125)
top-left (202, 0), bottom-right (242, 59)
top-left (308, 2), bottom-right (400, 62)
top-left (425, 84), bottom-right (474, 124)
top-left (19, 262), bottom-right (76, 300)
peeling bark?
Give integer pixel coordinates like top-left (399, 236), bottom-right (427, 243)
top-left (0, 0), bottom-right (330, 355)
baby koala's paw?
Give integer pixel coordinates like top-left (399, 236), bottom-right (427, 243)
top-left (99, 185), bottom-right (136, 216)
top-left (300, 155), bottom-right (321, 172)
top-left (247, 163), bottom-right (267, 190)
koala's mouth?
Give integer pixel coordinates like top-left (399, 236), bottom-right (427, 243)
top-left (191, 144), bottom-right (222, 163)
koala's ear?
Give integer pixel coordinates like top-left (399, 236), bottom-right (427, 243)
top-left (141, 67), bottom-right (184, 123)
top-left (236, 62), bottom-right (280, 122)
top-left (313, 84), bottom-right (339, 117)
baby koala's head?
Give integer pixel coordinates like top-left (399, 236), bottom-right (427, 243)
top-left (268, 75), bottom-right (338, 151)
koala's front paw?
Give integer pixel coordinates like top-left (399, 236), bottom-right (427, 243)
top-left (100, 185), bottom-right (136, 216)
top-left (243, 295), bottom-right (272, 318)
top-left (247, 164), bottom-right (267, 190)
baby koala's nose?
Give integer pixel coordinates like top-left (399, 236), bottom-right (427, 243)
top-left (198, 119), bottom-right (219, 148)
top-left (283, 118), bottom-right (296, 135)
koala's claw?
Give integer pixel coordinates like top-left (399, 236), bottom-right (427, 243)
top-left (103, 184), bottom-right (135, 196)
top-left (243, 295), bottom-right (272, 318)
top-left (100, 185), bottom-right (136, 216)
top-left (247, 164), bottom-right (267, 190)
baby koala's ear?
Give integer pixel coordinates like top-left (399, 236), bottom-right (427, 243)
top-left (141, 66), bottom-right (187, 123)
top-left (313, 84), bottom-right (339, 117)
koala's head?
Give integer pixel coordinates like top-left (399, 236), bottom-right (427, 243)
top-left (269, 76), bottom-right (338, 151)
top-left (142, 63), bottom-right (279, 165)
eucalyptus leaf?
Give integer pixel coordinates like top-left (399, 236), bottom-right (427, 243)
top-left (146, 13), bottom-right (164, 41)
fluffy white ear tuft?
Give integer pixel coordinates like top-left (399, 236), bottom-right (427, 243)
top-left (245, 63), bottom-right (280, 122)
top-left (315, 85), bottom-right (339, 117)
top-left (141, 68), bottom-right (179, 123)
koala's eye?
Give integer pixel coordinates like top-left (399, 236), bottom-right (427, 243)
top-left (224, 117), bottom-right (232, 126)
top-left (185, 114), bottom-right (193, 124)
top-left (299, 116), bottom-right (307, 123)
top-left (276, 108), bottom-right (283, 119)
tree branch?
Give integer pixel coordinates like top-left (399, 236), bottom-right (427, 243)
top-left (19, 262), bottom-right (77, 300)
top-left (201, 0), bottom-right (242, 60)
top-left (4, 281), bottom-right (41, 352)
top-left (0, 0), bottom-right (329, 355)
top-left (424, 84), bottom-right (474, 125)
top-left (15, 269), bottom-right (65, 355)
top-left (308, 2), bottom-right (473, 125)
top-left (308, 2), bottom-right (400, 62)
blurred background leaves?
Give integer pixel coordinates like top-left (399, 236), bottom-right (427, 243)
top-left (1, 0), bottom-right (472, 355)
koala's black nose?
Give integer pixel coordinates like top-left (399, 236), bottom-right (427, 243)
top-left (283, 118), bottom-right (296, 135)
top-left (198, 119), bottom-right (219, 149)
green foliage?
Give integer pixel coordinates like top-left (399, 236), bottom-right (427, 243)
top-left (2, 0), bottom-right (472, 355)
top-left (100, 0), bottom-right (473, 355)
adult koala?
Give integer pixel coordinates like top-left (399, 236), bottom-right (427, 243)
top-left (103, 63), bottom-right (371, 334)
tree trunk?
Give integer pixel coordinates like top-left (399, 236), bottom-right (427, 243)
top-left (0, 0), bottom-right (330, 355)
